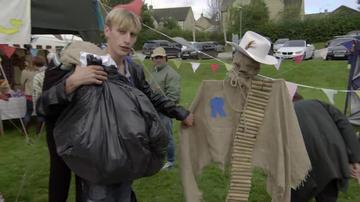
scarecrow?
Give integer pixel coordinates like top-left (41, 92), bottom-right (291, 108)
top-left (180, 31), bottom-right (311, 202)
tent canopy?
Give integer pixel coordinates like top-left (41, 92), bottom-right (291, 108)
top-left (344, 40), bottom-right (360, 125)
top-left (31, 0), bottom-right (105, 43)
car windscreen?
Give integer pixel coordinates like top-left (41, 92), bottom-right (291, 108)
top-left (328, 38), bottom-right (352, 47)
top-left (143, 42), bottom-right (156, 47)
top-left (283, 40), bottom-right (305, 47)
top-left (274, 39), bottom-right (289, 45)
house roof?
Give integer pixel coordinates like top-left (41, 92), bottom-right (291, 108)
top-left (305, 5), bottom-right (359, 20)
top-left (195, 16), bottom-right (212, 30)
top-left (153, 7), bottom-right (192, 22)
top-left (332, 5), bottom-right (359, 15)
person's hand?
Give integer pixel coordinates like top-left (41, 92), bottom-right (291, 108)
top-left (65, 65), bottom-right (107, 94)
top-left (181, 113), bottom-right (194, 127)
top-left (350, 163), bottom-right (360, 183)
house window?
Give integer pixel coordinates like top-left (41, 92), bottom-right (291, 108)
top-left (36, 45), bottom-right (43, 49)
top-left (46, 45), bottom-right (52, 49)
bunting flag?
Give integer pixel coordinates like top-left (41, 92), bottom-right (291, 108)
top-left (226, 41), bottom-right (240, 51)
top-left (135, 53), bottom-right (146, 62)
top-left (232, 33), bottom-right (240, 45)
top-left (285, 81), bottom-right (298, 100)
top-left (274, 57), bottom-right (282, 70)
top-left (171, 59), bottom-right (182, 69)
top-left (225, 63), bottom-right (233, 71)
top-left (113, 0), bottom-right (143, 16)
top-left (190, 62), bottom-right (200, 72)
top-left (356, 90), bottom-right (360, 98)
top-left (210, 63), bottom-right (219, 72)
top-left (0, 44), bottom-right (16, 58)
top-left (0, 0), bottom-right (31, 44)
top-left (322, 89), bottom-right (338, 105)
top-left (30, 48), bottom-right (38, 57)
top-left (294, 55), bottom-right (303, 64)
top-left (319, 48), bottom-right (328, 60)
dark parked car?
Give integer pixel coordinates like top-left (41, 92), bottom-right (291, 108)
top-left (142, 40), bottom-right (181, 58)
top-left (181, 42), bottom-right (218, 59)
top-left (208, 41), bottom-right (225, 52)
top-left (326, 38), bottom-right (353, 60)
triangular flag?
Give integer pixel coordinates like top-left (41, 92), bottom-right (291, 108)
top-left (171, 59), bottom-right (181, 69)
top-left (341, 40), bottom-right (353, 51)
top-left (225, 63), bottom-right (233, 71)
top-left (285, 81), bottom-right (298, 100)
top-left (30, 48), bottom-right (38, 57)
top-left (0, 45), bottom-right (16, 58)
top-left (274, 57), bottom-right (282, 70)
top-left (319, 48), bottom-right (328, 60)
top-left (190, 62), bottom-right (200, 72)
top-left (210, 63), bottom-right (219, 72)
top-left (321, 89), bottom-right (338, 105)
top-left (135, 53), bottom-right (146, 62)
top-left (226, 41), bottom-right (240, 51)
top-left (356, 90), bottom-right (360, 97)
top-left (294, 55), bottom-right (303, 64)
top-left (113, 0), bottom-right (143, 16)
top-left (232, 33), bottom-right (239, 45)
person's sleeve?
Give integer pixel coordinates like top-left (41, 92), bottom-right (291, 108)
top-left (164, 72), bottom-right (181, 103)
top-left (137, 66), bottom-right (189, 121)
top-left (36, 71), bottom-right (75, 118)
top-left (319, 101), bottom-right (360, 163)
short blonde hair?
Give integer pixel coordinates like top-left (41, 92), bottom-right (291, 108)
top-left (105, 9), bottom-right (142, 33)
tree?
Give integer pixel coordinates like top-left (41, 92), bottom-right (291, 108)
top-left (207, 0), bottom-right (221, 21)
top-left (228, 0), bottom-right (269, 36)
top-left (280, 0), bottom-right (303, 22)
top-left (161, 17), bottom-right (181, 30)
top-left (141, 3), bottom-right (155, 28)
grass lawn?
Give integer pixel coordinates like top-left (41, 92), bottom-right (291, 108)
top-left (1, 58), bottom-right (359, 201)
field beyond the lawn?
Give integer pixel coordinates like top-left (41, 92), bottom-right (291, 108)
top-left (0, 58), bottom-right (359, 202)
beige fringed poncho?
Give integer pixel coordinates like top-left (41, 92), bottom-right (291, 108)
top-left (180, 78), bottom-right (311, 202)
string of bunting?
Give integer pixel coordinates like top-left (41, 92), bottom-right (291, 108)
top-left (98, 0), bottom-right (356, 104)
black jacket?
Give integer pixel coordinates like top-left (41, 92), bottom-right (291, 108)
top-left (37, 59), bottom-right (189, 121)
top-left (293, 100), bottom-right (360, 197)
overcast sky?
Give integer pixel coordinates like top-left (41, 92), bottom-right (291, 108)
top-left (144, 0), bottom-right (359, 20)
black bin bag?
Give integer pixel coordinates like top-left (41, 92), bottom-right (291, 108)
top-left (53, 64), bottom-right (168, 184)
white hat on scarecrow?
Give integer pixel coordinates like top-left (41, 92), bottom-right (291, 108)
top-left (238, 31), bottom-right (277, 65)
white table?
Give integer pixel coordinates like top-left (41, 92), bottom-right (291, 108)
top-left (0, 96), bottom-right (27, 135)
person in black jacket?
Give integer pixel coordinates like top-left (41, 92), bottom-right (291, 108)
top-left (291, 95), bottom-right (360, 202)
top-left (38, 8), bottom-right (193, 202)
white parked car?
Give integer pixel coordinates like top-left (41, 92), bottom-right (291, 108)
top-left (274, 40), bottom-right (315, 60)
top-left (273, 38), bottom-right (289, 53)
